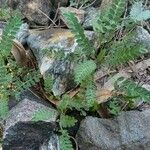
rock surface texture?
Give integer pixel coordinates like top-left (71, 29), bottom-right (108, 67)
top-left (7, 0), bottom-right (68, 25)
top-left (8, 0), bottom-right (52, 25)
top-left (76, 109), bottom-right (150, 150)
top-left (26, 28), bottom-right (97, 95)
top-left (2, 90), bottom-right (58, 150)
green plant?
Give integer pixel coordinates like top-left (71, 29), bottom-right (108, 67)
top-left (28, 0), bottom-right (150, 149)
top-left (0, 8), bottom-right (10, 20)
top-left (0, 13), bottom-right (41, 119)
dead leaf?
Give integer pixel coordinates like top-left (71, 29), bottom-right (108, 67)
top-left (11, 39), bottom-right (27, 65)
top-left (96, 70), bottom-right (130, 104)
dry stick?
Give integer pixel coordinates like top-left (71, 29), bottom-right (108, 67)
top-left (70, 136), bottom-right (79, 150)
top-left (82, 0), bottom-right (97, 9)
top-left (37, 8), bottom-right (58, 27)
top-left (51, 2), bottom-right (61, 28)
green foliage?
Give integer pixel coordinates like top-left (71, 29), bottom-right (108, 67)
top-left (85, 81), bottom-right (96, 108)
top-left (108, 99), bottom-right (122, 115)
top-left (74, 60), bottom-right (96, 84)
top-left (14, 70), bottom-right (41, 99)
top-left (0, 100), bottom-right (8, 119)
top-left (105, 41), bottom-right (148, 67)
top-left (0, 14), bottom-right (41, 118)
top-left (44, 75), bottom-right (54, 93)
top-left (57, 94), bottom-right (84, 113)
top-left (29, 0), bottom-right (150, 149)
top-left (93, 0), bottom-right (126, 35)
top-left (59, 130), bottom-right (74, 150)
top-left (62, 10), bottom-right (95, 57)
top-left (130, 1), bottom-right (150, 22)
top-left (59, 114), bottom-right (77, 128)
top-left (32, 108), bottom-right (57, 121)
top-left (116, 79), bottom-right (150, 103)
top-left (0, 8), bottom-right (10, 20)
top-left (0, 14), bottom-right (23, 57)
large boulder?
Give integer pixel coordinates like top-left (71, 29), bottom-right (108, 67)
top-left (76, 109), bottom-right (150, 150)
top-left (2, 90), bottom-right (58, 150)
top-left (26, 28), bottom-right (97, 96)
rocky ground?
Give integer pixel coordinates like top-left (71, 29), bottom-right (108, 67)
top-left (0, 0), bottom-right (150, 150)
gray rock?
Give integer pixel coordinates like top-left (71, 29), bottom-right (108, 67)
top-left (16, 23), bottom-right (29, 45)
top-left (8, 0), bottom-right (52, 25)
top-left (0, 21), bottom-right (6, 38)
top-left (76, 109), bottom-right (150, 150)
top-left (135, 27), bottom-right (150, 49)
top-left (83, 7), bottom-right (99, 29)
top-left (0, 0), bottom-right (6, 7)
top-left (40, 134), bottom-right (59, 150)
top-left (7, 0), bottom-right (68, 26)
top-left (27, 28), bottom-right (97, 95)
top-left (2, 90), bottom-right (58, 150)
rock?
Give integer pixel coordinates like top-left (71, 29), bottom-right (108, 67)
top-left (39, 134), bottom-right (59, 150)
top-left (16, 23), bottom-right (29, 45)
top-left (27, 28), bottom-right (97, 95)
top-left (2, 90), bottom-right (58, 150)
top-left (8, 0), bottom-right (52, 26)
top-left (0, 21), bottom-right (6, 37)
top-left (135, 26), bottom-right (150, 49)
top-left (76, 109), bottom-right (150, 150)
top-left (83, 7), bottom-right (99, 29)
top-left (7, 0), bottom-right (69, 25)
top-left (0, 0), bottom-right (6, 7)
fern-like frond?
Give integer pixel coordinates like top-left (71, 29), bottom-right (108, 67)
top-left (0, 14), bottom-right (22, 57)
top-left (44, 75), bottom-right (54, 93)
top-left (85, 81), bottom-right (96, 108)
top-left (116, 79), bottom-right (150, 103)
top-left (0, 99), bottom-right (8, 119)
top-left (130, 1), bottom-right (150, 22)
top-left (57, 95), bottom-right (72, 112)
top-left (93, 0), bottom-right (126, 34)
top-left (32, 108), bottom-right (57, 121)
top-left (74, 60), bottom-right (96, 84)
top-left (14, 70), bottom-right (41, 99)
top-left (105, 41), bottom-right (148, 67)
top-left (59, 130), bottom-right (74, 150)
top-left (0, 8), bottom-right (10, 20)
top-left (59, 114), bottom-right (77, 128)
top-left (62, 10), bottom-right (95, 57)
top-left (58, 94), bottom-right (84, 113)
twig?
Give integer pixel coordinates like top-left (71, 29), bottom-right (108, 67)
top-left (70, 136), bottom-right (79, 150)
top-left (37, 8), bottom-right (57, 27)
top-left (82, 0), bottom-right (97, 9)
